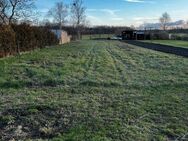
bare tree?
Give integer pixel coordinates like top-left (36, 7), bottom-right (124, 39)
top-left (0, 0), bottom-right (8, 24)
top-left (48, 1), bottom-right (68, 30)
top-left (71, 0), bottom-right (86, 40)
top-left (130, 25), bottom-right (135, 30)
top-left (159, 12), bottom-right (171, 31)
top-left (0, 0), bottom-right (35, 25)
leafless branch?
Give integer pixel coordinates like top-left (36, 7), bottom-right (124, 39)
top-left (0, 0), bottom-right (36, 24)
top-left (48, 1), bottom-right (68, 30)
top-left (159, 12), bottom-right (171, 31)
top-left (71, 0), bottom-right (86, 39)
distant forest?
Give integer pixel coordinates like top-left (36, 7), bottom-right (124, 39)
top-left (45, 24), bottom-right (188, 35)
top-left (169, 29), bottom-right (188, 33)
top-left (45, 24), bottom-right (132, 35)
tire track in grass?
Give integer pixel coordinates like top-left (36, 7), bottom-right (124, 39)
top-left (111, 42), bottom-right (147, 86)
top-left (104, 43), bottom-right (122, 80)
top-left (95, 41), bottom-right (123, 85)
top-left (104, 41), bottom-right (128, 85)
top-left (80, 41), bottom-right (99, 86)
top-left (81, 41), bottom-right (124, 87)
top-left (86, 41), bottom-right (117, 85)
top-left (83, 42), bottom-right (96, 75)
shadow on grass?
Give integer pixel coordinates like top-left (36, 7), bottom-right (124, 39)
top-left (79, 80), bottom-right (122, 87)
top-left (0, 81), bottom-right (28, 89)
top-left (0, 79), bottom-right (65, 89)
top-left (0, 105), bottom-right (76, 140)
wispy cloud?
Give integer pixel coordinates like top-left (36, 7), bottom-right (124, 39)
top-left (133, 17), bottom-right (159, 21)
top-left (125, 0), bottom-right (145, 3)
top-left (101, 9), bottom-right (120, 17)
top-left (111, 18), bottom-right (124, 21)
top-left (86, 8), bottom-right (125, 26)
top-left (132, 16), bottom-right (159, 26)
top-left (124, 0), bottom-right (155, 4)
top-left (87, 15), bottom-right (103, 25)
top-left (87, 9), bottom-right (120, 17)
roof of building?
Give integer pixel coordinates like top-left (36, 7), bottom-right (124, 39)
top-left (122, 30), bottom-right (145, 34)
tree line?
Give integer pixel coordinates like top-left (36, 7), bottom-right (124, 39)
top-left (45, 24), bottom-right (131, 36)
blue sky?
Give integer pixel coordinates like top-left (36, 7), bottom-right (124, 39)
top-left (36, 0), bottom-right (188, 26)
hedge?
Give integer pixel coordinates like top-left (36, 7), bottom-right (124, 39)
top-left (0, 24), bottom-right (59, 57)
top-left (0, 25), bottom-right (16, 57)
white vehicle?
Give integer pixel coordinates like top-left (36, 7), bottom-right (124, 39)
top-left (111, 35), bottom-right (122, 40)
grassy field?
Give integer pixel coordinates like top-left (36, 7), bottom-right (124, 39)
top-left (0, 40), bottom-right (188, 141)
top-left (143, 40), bottom-right (188, 49)
top-left (82, 34), bottom-right (114, 40)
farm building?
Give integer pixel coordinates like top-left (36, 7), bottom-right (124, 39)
top-left (122, 30), bottom-right (154, 40)
top-left (51, 30), bottom-right (71, 44)
top-left (122, 30), bottom-right (172, 40)
top-left (122, 30), bottom-right (147, 40)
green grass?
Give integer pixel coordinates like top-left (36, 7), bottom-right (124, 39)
top-left (143, 40), bottom-right (188, 49)
top-left (82, 34), bottom-right (114, 40)
top-left (0, 40), bottom-right (188, 141)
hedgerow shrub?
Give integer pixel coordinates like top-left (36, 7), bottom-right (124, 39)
top-left (12, 24), bottom-right (35, 52)
top-left (0, 24), bottom-right (59, 57)
top-left (170, 34), bottom-right (188, 41)
top-left (151, 31), bottom-right (169, 40)
top-left (0, 25), bottom-right (16, 57)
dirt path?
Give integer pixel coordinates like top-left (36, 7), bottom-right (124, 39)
top-left (123, 40), bottom-right (188, 57)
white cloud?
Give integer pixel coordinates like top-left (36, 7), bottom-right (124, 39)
top-left (87, 9), bottom-right (120, 17)
top-left (133, 16), bottom-right (158, 21)
top-left (111, 18), bottom-right (124, 21)
top-left (124, 0), bottom-right (155, 4)
top-left (87, 8), bottom-right (125, 25)
top-left (87, 9), bottom-right (98, 12)
top-left (87, 15), bottom-right (103, 25)
top-left (87, 14), bottom-right (126, 26)
top-left (125, 0), bottom-right (145, 3)
top-left (100, 9), bottom-right (120, 17)
top-left (132, 16), bottom-right (159, 26)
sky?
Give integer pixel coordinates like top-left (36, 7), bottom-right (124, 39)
top-left (36, 0), bottom-right (188, 26)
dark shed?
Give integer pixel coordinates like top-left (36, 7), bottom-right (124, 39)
top-left (122, 30), bottom-right (147, 40)
top-left (122, 30), bottom-right (135, 40)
